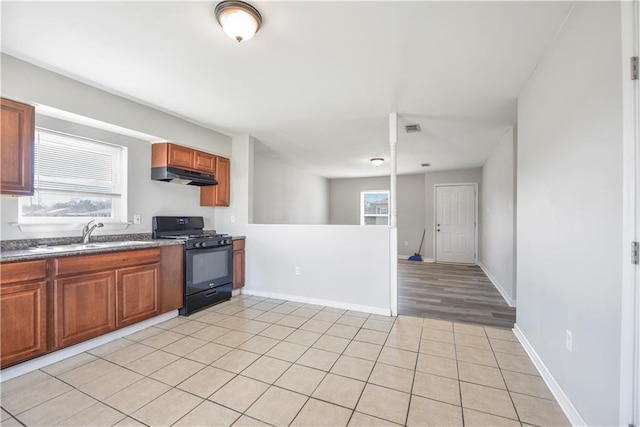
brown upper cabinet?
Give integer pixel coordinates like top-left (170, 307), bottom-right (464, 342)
top-left (152, 142), bottom-right (230, 206)
top-left (152, 142), bottom-right (216, 175)
top-left (1, 98), bottom-right (35, 196)
top-left (200, 156), bottom-right (230, 207)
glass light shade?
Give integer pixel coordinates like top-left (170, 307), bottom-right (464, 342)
top-left (215, 1), bottom-right (262, 43)
top-left (217, 5), bottom-right (260, 42)
top-left (370, 158), bottom-right (384, 167)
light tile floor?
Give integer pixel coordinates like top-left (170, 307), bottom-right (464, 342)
top-left (1, 295), bottom-right (570, 426)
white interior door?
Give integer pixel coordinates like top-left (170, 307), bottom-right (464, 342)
top-left (435, 184), bottom-right (476, 264)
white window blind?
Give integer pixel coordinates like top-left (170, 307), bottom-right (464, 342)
top-left (19, 129), bottom-right (127, 222)
top-left (34, 130), bottom-right (123, 197)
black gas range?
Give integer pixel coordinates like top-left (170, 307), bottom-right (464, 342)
top-left (153, 216), bottom-right (233, 316)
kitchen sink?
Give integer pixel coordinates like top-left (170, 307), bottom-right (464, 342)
top-left (28, 241), bottom-right (155, 253)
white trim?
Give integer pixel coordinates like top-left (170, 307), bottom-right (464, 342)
top-left (389, 228), bottom-right (398, 317)
top-left (433, 183), bottom-right (479, 264)
top-left (0, 310), bottom-right (177, 382)
top-left (478, 262), bottom-right (516, 307)
top-left (513, 324), bottom-right (587, 427)
top-left (10, 221), bottom-right (131, 233)
top-left (620, 1), bottom-right (640, 425)
top-left (241, 288), bottom-right (392, 317)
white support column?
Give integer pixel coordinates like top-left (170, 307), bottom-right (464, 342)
top-left (389, 112), bottom-right (398, 316)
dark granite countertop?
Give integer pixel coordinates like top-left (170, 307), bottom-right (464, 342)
top-left (0, 233), bottom-right (183, 263)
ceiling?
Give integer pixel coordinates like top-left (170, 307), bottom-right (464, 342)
top-left (1, 1), bottom-right (573, 178)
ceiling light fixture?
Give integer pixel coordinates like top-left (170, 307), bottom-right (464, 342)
top-left (214, 1), bottom-right (262, 43)
top-left (370, 158), bottom-right (384, 167)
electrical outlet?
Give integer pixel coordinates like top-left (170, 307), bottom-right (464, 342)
top-left (230, 215), bottom-right (236, 224)
top-left (566, 330), bottom-right (573, 352)
top-left (295, 266), bottom-right (301, 275)
top-left (133, 214), bottom-right (141, 225)
top-left (404, 241), bottom-right (409, 246)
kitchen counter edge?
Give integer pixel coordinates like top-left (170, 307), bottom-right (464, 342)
top-left (0, 240), bottom-right (184, 263)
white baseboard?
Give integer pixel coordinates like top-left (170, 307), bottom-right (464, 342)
top-left (241, 288), bottom-right (391, 317)
top-left (477, 262), bottom-right (516, 307)
top-left (513, 324), bottom-right (586, 427)
top-left (0, 310), bottom-right (178, 382)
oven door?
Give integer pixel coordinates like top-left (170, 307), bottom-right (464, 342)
top-left (185, 244), bottom-right (233, 295)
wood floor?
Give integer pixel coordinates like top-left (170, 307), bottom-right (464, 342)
top-left (397, 260), bottom-right (516, 328)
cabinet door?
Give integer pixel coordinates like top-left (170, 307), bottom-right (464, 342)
top-left (0, 280), bottom-right (47, 367)
top-left (232, 240), bottom-right (245, 290)
top-left (200, 156), bottom-right (230, 207)
top-left (194, 151), bottom-right (216, 174)
top-left (1, 98), bottom-right (34, 195)
top-left (215, 157), bottom-right (231, 206)
top-left (167, 144), bottom-right (195, 169)
top-left (116, 263), bottom-right (160, 327)
top-left (53, 271), bottom-right (116, 350)
top-left (159, 244), bottom-right (184, 313)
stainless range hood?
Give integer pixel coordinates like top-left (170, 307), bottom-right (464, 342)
top-left (151, 166), bottom-right (218, 186)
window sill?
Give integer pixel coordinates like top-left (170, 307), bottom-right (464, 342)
top-left (10, 222), bottom-right (132, 233)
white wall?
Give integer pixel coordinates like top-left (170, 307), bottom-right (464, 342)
top-left (329, 176), bottom-right (390, 225)
top-left (217, 137), bottom-right (392, 314)
top-left (329, 175), bottom-right (425, 257)
top-left (253, 143), bottom-right (329, 224)
top-left (1, 54), bottom-right (230, 157)
top-left (516, 3), bottom-right (623, 425)
top-left (479, 127), bottom-right (516, 305)
top-left (244, 225), bottom-right (391, 313)
top-left (0, 55), bottom-right (231, 240)
top-left (424, 168), bottom-right (482, 260)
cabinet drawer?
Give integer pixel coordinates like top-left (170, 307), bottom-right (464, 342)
top-left (1, 260), bottom-right (48, 284)
top-left (54, 248), bottom-right (160, 277)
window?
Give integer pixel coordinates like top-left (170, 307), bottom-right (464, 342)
top-left (19, 129), bottom-right (127, 223)
top-left (361, 191), bottom-right (389, 225)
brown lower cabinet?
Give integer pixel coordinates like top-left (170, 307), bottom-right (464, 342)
top-left (52, 248), bottom-right (160, 350)
top-left (0, 245), bottom-right (184, 367)
top-left (232, 238), bottom-right (245, 290)
top-left (0, 260), bottom-right (48, 366)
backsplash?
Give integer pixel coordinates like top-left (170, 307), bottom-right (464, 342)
top-left (1, 233), bottom-right (153, 252)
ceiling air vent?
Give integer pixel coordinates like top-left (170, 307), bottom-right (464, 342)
top-left (405, 124), bottom-right (421, 133)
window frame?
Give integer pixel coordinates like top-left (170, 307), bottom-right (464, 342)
top-left (360, 190), bottom-right (390, 226)
top-left (17, 128), bottom-right (128, 226)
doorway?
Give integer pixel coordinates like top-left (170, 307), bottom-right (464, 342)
top-left (434, 184), bottom-right (477, 264)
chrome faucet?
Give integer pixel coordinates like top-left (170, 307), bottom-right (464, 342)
top-left (81, 220), bottom-right (104, 243)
